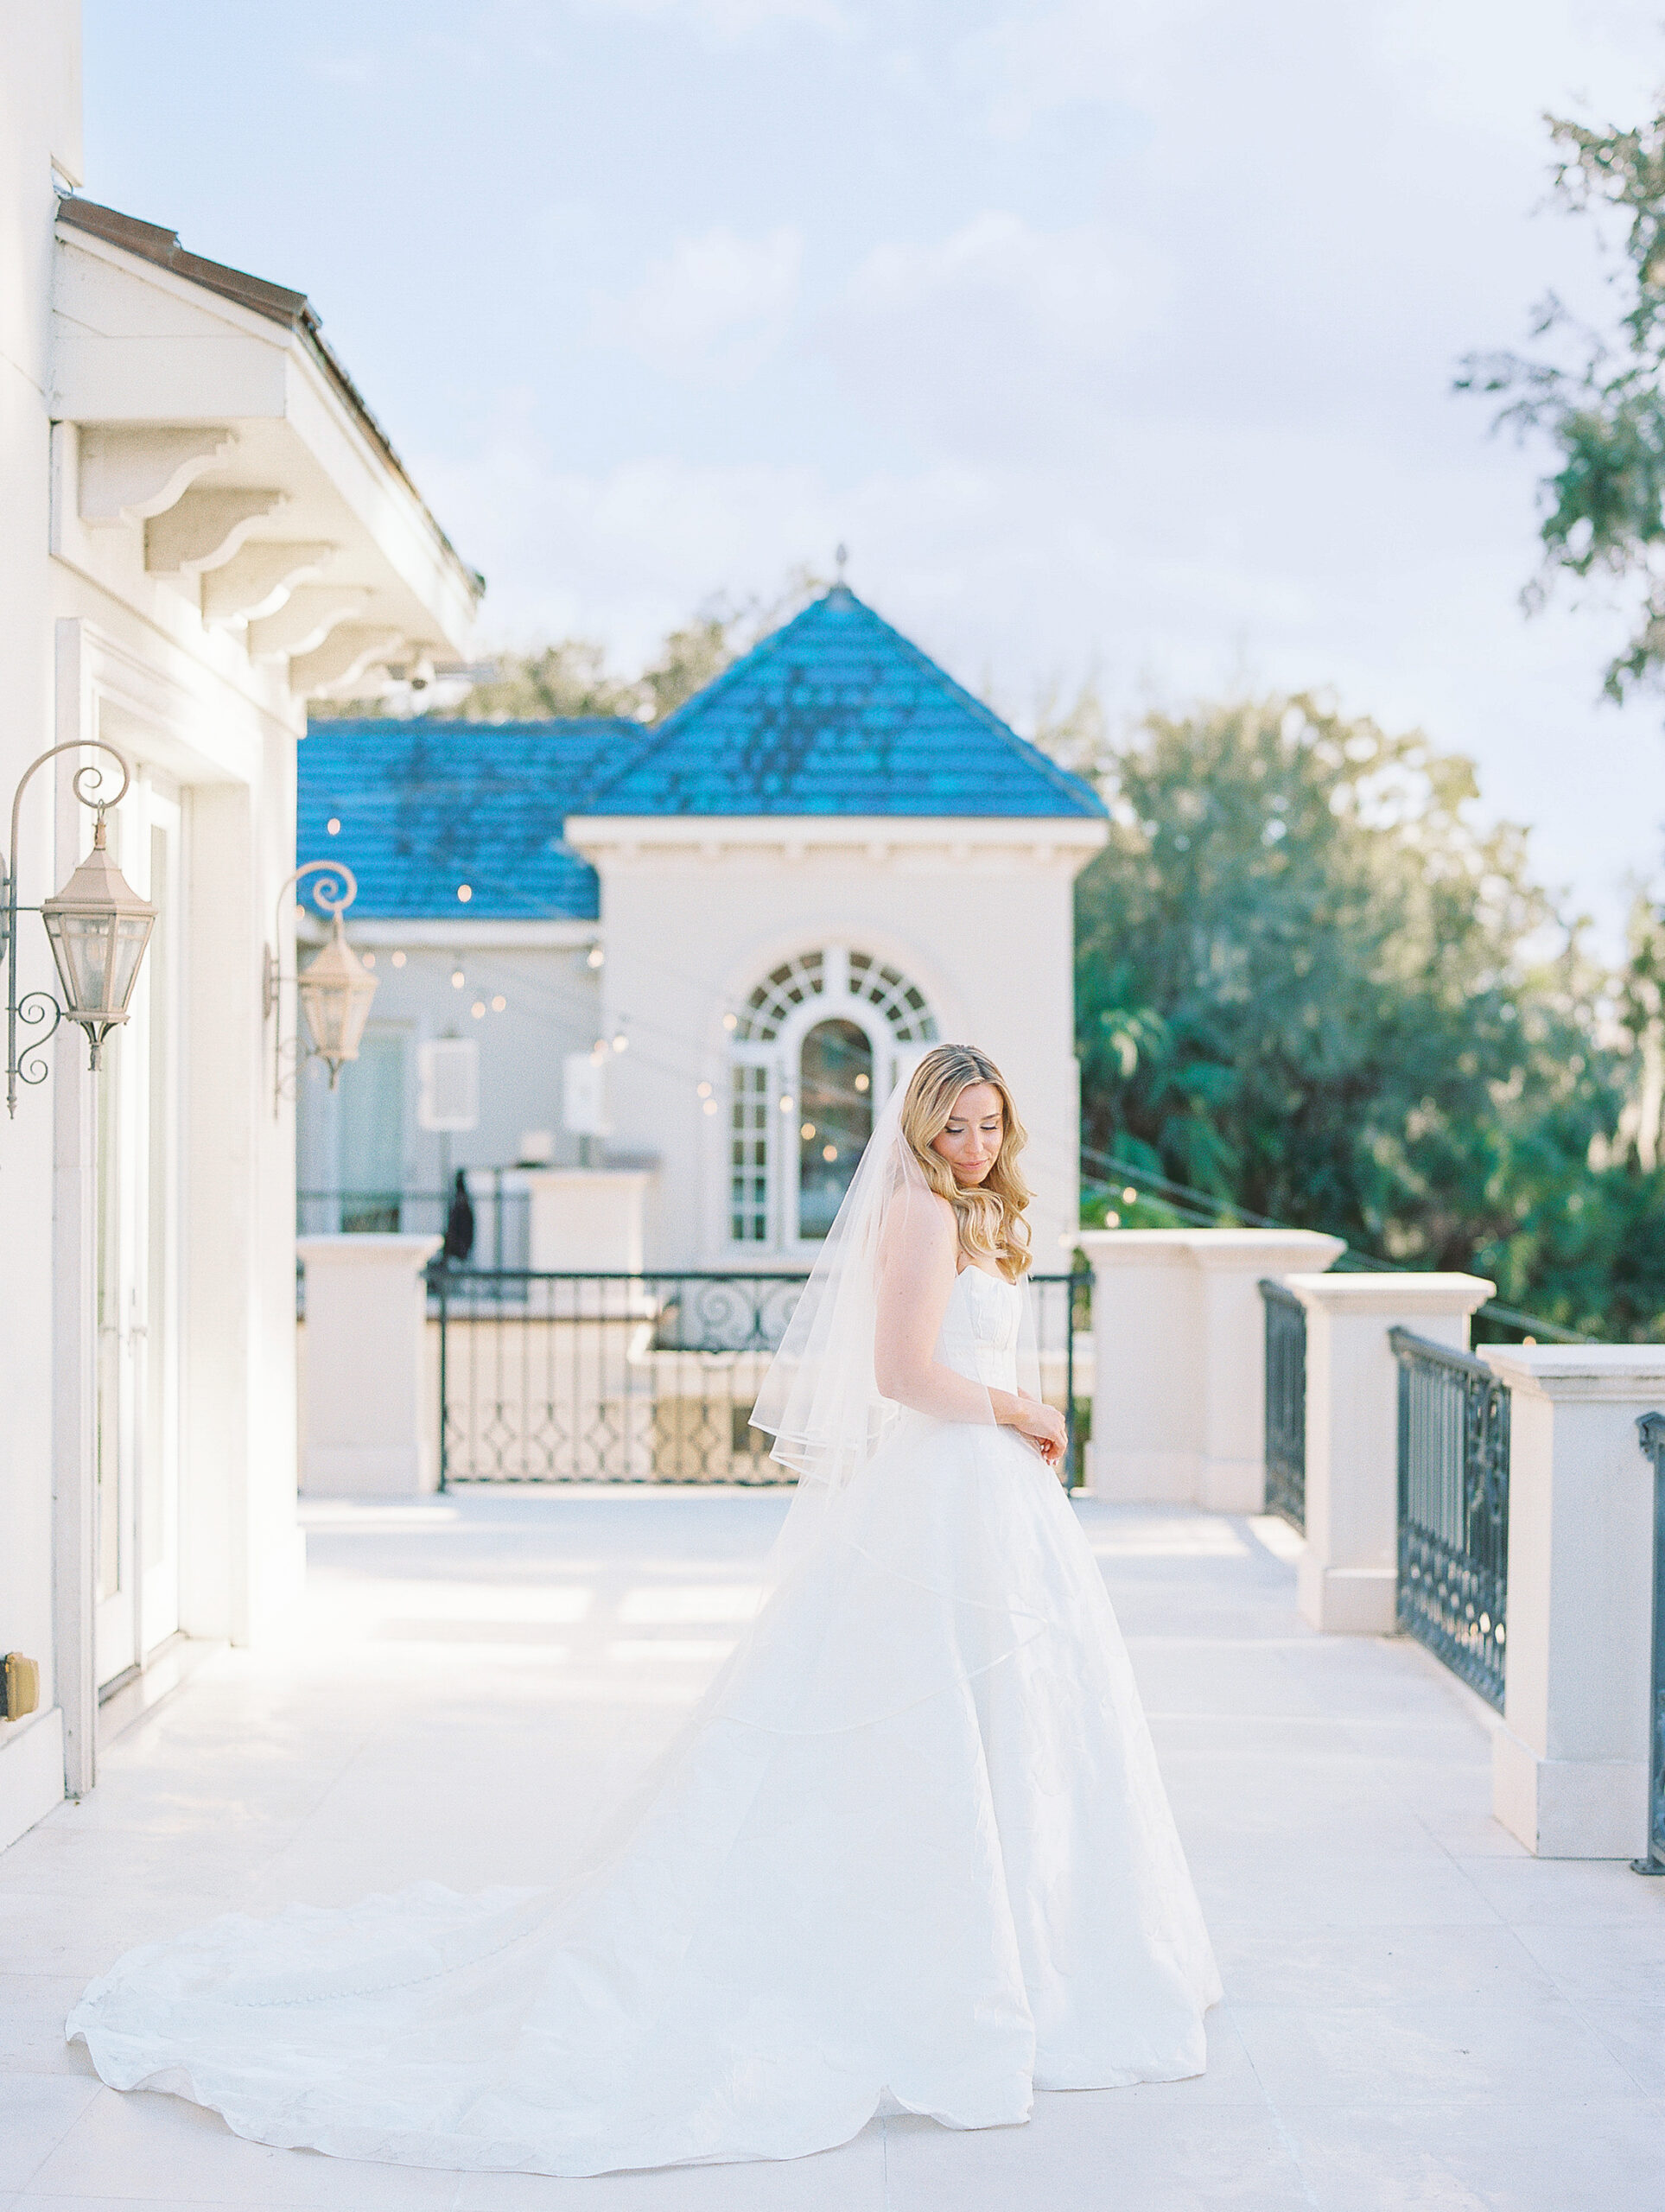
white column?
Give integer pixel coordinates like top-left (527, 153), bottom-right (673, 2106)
top-left (1287, 1273), bottom-right (1494, 1634)
top-left (524, 1169), bottom-right (651, 1273)
top-left (1482, 1346), bottom-right (1665, 1859)
top-left (1081, 1229), bottom-right (1345, 1507)
top-left (297, 1235), bottom-right (442, 1497)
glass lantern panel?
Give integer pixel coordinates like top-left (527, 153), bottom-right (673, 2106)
top-left (106, 915), bottom-right (156, 1014)
top-left (300, 971), bottom-right (378, 1062)
top-left (45, 912), bottom-right (116, 1014)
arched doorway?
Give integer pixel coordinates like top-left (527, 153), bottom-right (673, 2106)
top-left (796, 1018), bottom-right (874, 1240)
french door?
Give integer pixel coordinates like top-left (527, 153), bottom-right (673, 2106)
top-left (93, 779), bottom-right (184, 1690)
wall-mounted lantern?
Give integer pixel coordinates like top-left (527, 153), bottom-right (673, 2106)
top-left (0, 741), bottom-right (156, 1117)
top-left (264, 861), bottom-right (378, 1116)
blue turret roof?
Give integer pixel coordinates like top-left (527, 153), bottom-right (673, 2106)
top-left (581, 586), bottom-right (1106, 819)
top-left (297, 718), bottom-right (643, 920)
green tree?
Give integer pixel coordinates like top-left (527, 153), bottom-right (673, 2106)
top-left (1458, 101), bottom-right (1665, 701)
top-left (1074, 694), bottom-right (1665, 1334)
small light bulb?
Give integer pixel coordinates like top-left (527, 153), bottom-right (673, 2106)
top-left (457, 883), bottom-right (473, 903)
top-left (362, 951), bottom-right (377, 968)
top-left (800, 1122), bottom-right (816, 1140)
top-left (722, 1013), bottom-right (738, 1032)
top-left (702, 1097), bottom-right (718, 1114)
top-left (586, 945), bottom-right (604, 968)
top-left (326, 817), bottom-right (341, 836)
top-left (613, 1033), bottom-right (628, 1053)
top-left (854, 1072), bottom-right (869, 1092)
top-left (391, 950), bottom-right (406, 968)
top-left (471, 1000), bottom-right (486, 1020)
top-left (1122, 1185), bottom-right (1137, 1205)
top-left (822, 1144), bottom-right (837, 1162)
top-left (778, 1095), bottom-right (794, 1114)
top-left (492, 994), bottom-right (506, 1012)
top-left (696, 1081), bottom-right (712, 1098)
top-left (1105, 1210), bottom-right (1121, 1228)
top-left (451, 969), bottom-right (465, 989)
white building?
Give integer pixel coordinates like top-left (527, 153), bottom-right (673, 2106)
top-left (0, 2), bottom-right (477, 1849)
top-left (298, 587), bottom-right (1108, 1269)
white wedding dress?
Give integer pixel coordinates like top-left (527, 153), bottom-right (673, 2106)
top-left (68, 1266), bottom-right (1220, 2176)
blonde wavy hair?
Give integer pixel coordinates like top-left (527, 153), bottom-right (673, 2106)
top-left (898, 1044), bottom-right (1033, 1280)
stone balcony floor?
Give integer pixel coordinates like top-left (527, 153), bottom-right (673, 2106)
top-left (3, 1491), bottom-right (1663, 2211)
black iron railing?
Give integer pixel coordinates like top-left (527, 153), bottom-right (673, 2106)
top-left (1259, 1279), bottom-right (1307, 1531)
top-left (298, 1178), bottom-right (531, 1268)
top-left (431, 1267), bottom-right (1090, 1491)
top-left (1390, 1327), bottom-right (1510, 1710)
top-left (1635, 1413), bottom-right (1665, 1877)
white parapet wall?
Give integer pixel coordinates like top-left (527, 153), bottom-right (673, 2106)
top-left (297, 1235), bottom-right (444, 1497)
top-left (1080, 1229), bottom-right (1345, 1509)
top-left (1482, 1345), bottom-right (1665, 1859)
top-left (1286, 1272), bottom-right (1494, 1635)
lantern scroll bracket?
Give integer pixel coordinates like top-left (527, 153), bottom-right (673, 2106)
top-left (0, 740), bottom-right (156, 1119)
top-left (264, 860), bottom-right (378, 1117)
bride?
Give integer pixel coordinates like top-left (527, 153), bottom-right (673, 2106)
top-left (68, 1043), bottom-right (1220, 2177)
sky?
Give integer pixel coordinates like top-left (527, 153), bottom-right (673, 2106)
top-left (81, 0), bottom-right (1665, 951)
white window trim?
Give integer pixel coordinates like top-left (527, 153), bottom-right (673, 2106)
top-left (721, 943), bottom-right (937, 1258)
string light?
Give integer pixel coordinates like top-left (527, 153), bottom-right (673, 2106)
top-left (721, 1013), bottom-right (738, 1032)
top-left (492, 994), bottom-right (506, 1012)
top-left (586, 945), bottom-right (604, 968)
top-left (853, 1071), bottom-right (869, 1091)
top-left (362, 951), bottom-right (377, 968)
top-left (696, 1081), bottom-right (712, 1098)
top-left (391, 950), bottom-right (406, 968)
top-left (778, 1094), bottom-right (794, 1113)
top-left (451, 969), bottom-right (465, 989)
top-left (702, 1098), bottom-right (718, 1116)
top-left (1122, 1185), bottom-right (1138, 1204)
top-left (471, 1000), bottom-right (486, 1020)
top-left (457, 883), bottom-right (473, 903)
top-left (612, 1033), bottom-right (629, 1053)
top-left (822, 1144), bottom-right (837, 1162)
top-left (326, 817), bottom-right (341, 836)
top-left (800, 1121), bottom-right (815, 1139)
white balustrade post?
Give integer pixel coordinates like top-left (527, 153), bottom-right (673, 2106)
top-left (1080, 1230), bottom-right (1344, 1506)
top-left (1481, 1346), bottom-right (1665, 1859)
top-left (524, 1169), bottom-right (651, 1273)
top-left (296, 1234), bottom-right (443, 1497)
top-left (1286, 1273), bottom-right (1494, 1634)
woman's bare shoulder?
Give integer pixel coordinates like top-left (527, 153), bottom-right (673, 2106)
top-left (879, 1185), bottom-right (957, 1266)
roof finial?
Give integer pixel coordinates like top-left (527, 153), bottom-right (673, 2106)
top-left (835, 542), bottom-right (848, 585)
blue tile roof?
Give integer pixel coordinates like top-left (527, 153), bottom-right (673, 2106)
top-left (297, 719), bottom-right (645, 920)
top-left (582, 585), bottom-right (1106, 819)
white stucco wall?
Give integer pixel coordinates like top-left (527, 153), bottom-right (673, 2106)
top-left (295, 931), bottom-right (601, 1199)
top-left (567, 817), bottom-right (1103, 1271)
top-left (0, 0), bottom-right (82, 1848)
top-left (2, 2), bottom-right (473, 1841)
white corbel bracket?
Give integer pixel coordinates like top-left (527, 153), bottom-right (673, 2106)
top-left (145, 486), bottom-right (288, 576)
top-left (78, 425), bottom-right (236, 526)
top-left (200, 542), bottom-right (338, 629)
top-left (290, 625), bottom-right (406, 698)
top-left (247, 585), bottom-right (372, 662)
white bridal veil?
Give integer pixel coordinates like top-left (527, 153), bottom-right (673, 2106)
top-left (749, 1077), bottom-right (1045, 1510)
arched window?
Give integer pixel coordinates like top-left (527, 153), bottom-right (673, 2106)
top-left (728, 946), bottom-right (937, 1246)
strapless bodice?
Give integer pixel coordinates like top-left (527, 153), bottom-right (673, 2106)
top-left (943, 1266), bottom-right (1021, 1391)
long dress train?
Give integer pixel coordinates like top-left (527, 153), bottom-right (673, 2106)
top-left (67, 1266), bottom-right (1220, 2176)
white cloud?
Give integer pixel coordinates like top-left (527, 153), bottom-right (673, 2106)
top-left (595, 226), bottom-right (803, 380)
top-left (825, 213), bottom-right (1174, 460)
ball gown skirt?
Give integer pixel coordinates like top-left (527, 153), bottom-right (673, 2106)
top-left (67, 1268), bottom-right (1221, 2177)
